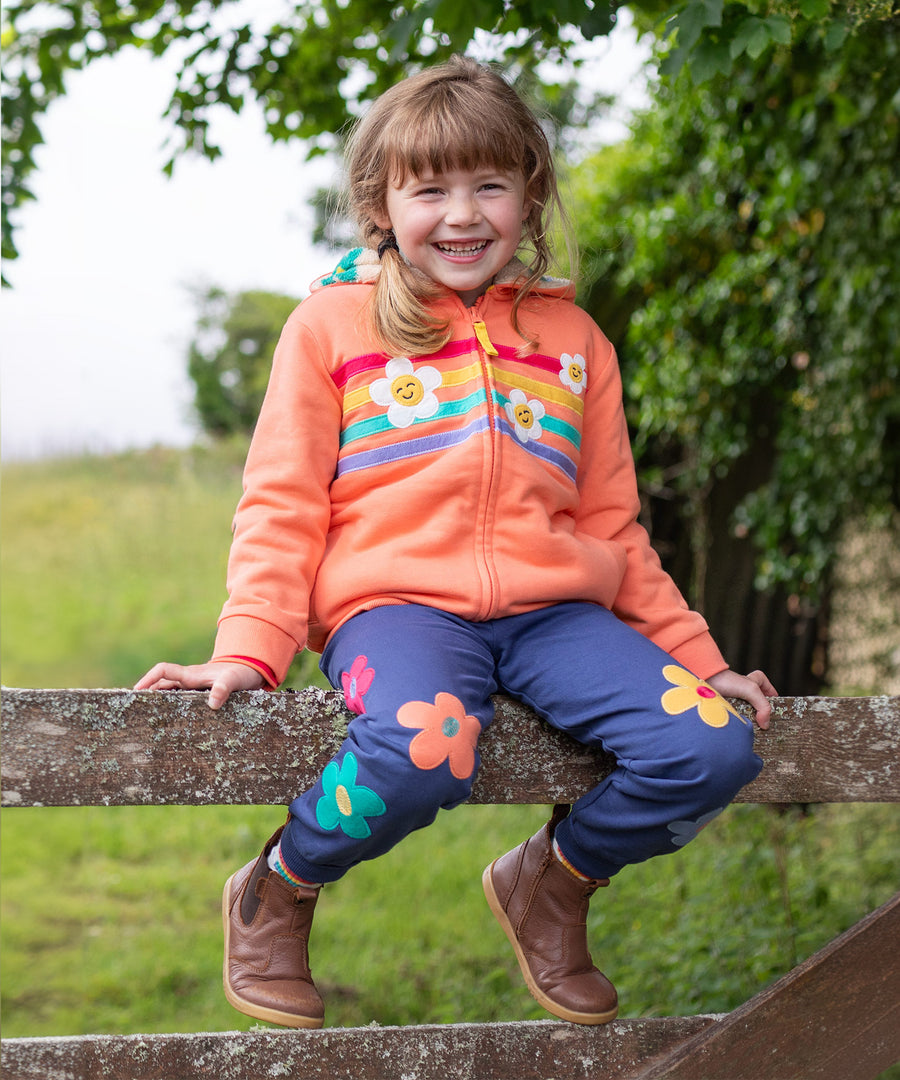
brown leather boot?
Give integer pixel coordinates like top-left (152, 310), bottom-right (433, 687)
top-left (482, 805), bottom-right (618, 1025)
top-left (222, 826), bottom-right (325, 1028)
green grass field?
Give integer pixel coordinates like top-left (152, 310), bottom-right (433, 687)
top-left (2, 445), bottom-right (898, 1066)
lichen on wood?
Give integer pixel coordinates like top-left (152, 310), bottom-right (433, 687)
top-left (1, 688), bottom-right (898, 808)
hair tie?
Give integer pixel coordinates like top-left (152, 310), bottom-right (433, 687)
top-left (377, 231), bottom-right (399, 259)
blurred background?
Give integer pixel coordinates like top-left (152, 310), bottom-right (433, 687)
top-left (1, 0), bottom-right (897, 1062)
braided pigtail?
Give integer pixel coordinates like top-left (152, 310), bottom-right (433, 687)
top-left (367, 226), bottom-right (451, 356)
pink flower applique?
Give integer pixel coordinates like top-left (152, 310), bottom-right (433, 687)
top-left (342, 655), bottom-right (375, 714)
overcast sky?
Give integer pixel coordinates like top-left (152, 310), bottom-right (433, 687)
top-left (1, 20), bottom-right (650, 460)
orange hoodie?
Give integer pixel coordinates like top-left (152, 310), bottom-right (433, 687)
top-left (213, 251), bottom-right (727, 685)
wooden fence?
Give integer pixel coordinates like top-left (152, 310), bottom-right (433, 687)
top-left (2, 688), bottom-right (898, 1079)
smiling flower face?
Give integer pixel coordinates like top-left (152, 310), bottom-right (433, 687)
top-left (316, 752), bottom-right (386, 838)
top-left (660, 665), bottom-right (748, 728)
top-left (504, 388), bottom-right (545, 444)
top-left (559, 353), bottom-right (587, 394)
top-left (397, 691), bottom-right (482, 779)
top-left (370, 357), bottom-right (442, 428)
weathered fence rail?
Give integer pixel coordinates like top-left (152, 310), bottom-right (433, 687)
top-left (3, 688), bottom-right (898, 808)
top-left (1, 687), bottom-right (898, 1080)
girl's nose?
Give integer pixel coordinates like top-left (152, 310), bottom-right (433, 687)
top-left (444, 192), bottom-right (481, 226)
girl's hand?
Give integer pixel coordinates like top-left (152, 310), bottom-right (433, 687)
top-left (134, 661), bottom-right (265, 710)
top-left (706, 668), bottom-right (778, 730)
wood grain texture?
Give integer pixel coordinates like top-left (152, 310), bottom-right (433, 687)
top-left (0, 1017), bottom-right (716, 1080)
top-left (632, 891), bottom-right (900, 1080)
top-left (2, 688), bottom-right (898, 807)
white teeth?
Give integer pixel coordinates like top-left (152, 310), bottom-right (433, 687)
top-left (436, 241), bottom-right (487, 255)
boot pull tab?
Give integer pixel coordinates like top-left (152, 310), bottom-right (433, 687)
top-left (584, 878), bottom-right (611, 898)
top-left (548, 803), bottom-right (572, 835)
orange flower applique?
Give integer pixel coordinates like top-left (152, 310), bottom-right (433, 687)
top-left (660, 665), bottom-right (748, 728)
top-left (396, 692), bottom-right (482, 779)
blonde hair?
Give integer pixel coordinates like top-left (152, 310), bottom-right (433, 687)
top-left (343, 55), bottom-right (570, 356)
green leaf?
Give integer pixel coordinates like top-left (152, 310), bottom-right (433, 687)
top-left (824, 19), bottom-right (849, 50)
top-left (764, 14), bottom-right (793, 46)
top-left (579, 3), bottom-right (619, 38)
top-left (659, 43), bottom-right (691, 77)
top-left (668, 0), bottom-right (725, 53)
top-left (730, 16), bottom-right (765, 59)
top-left (699, 0), bottom-right (724, 27)
top-left (690, 38), bottom-right (732, 80)
top-left (433, 0), bottom-right (491, 50)
top-left (799, 0), bottom-right (831, 19)
top-left (385, 10), bottom-right (420, 62)
top-left (745, 21), bottom-right (772, 59)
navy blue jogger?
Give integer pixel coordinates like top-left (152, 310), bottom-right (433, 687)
top-left (278, 603), bottom-right (762, 884)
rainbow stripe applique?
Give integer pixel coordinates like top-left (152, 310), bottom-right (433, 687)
top-left (332, 338), bottom-right (585, 482)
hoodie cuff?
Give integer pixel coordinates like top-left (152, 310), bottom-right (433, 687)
top-left (213, 615), bottom-right (300, 687)
top-left (667, 632), bottom-right (728, 681)
top-left (211, 655), bottom-right (279, 689)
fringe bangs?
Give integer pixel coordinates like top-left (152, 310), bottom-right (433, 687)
top-left (383, 87), bottom-right (538, 187)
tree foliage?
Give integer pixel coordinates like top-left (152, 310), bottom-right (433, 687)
top-left (571, 18), bottom-right (899, 601)
top-left (187, 285), bottom-right (299, 437)
top-left (2, 0), bottom-right (895, 280)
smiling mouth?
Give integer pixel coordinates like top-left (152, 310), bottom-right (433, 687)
top-left (434, 241), bottom-right (489, 256)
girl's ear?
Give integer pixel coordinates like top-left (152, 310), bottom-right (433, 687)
top-left (373, 208), bottom-right (392, 231)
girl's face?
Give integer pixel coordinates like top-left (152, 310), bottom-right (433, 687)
top-left (374, 165), bottom-right (530, 307)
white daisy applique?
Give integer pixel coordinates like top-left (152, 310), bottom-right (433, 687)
top-left (559, 353), bottom-right (587, 394)
top-left (504, 388), bottom-right (545, 444)
top-left (370, 357), bottom-right (442, 429)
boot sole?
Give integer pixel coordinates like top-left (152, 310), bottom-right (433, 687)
top-left (222, 872), bottom-right (325, 1029)
top-left (482, 861), bottom-right (618, 1026)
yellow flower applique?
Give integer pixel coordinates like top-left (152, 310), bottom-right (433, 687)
top-left (660, 665), bottom-right (748, 728)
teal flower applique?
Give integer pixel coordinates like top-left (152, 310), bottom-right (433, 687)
top-left (316, 247), bottom-right (364, 287)
top-left (316, 752), bottom-right (386, 839)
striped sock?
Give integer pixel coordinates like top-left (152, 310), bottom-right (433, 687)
top-left (552, 837), bottom-right (593, 882)
top-left (267, 842), bottom-right (321, 889)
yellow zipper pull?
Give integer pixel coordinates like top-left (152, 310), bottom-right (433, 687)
top-left (473, 320), bottom-right (499, 356)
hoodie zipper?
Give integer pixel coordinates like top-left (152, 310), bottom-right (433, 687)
top-left (471, 312), bottom-right (501, 619)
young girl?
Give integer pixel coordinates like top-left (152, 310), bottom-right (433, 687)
top-left (137, 55), bottom-right (776, 1030)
